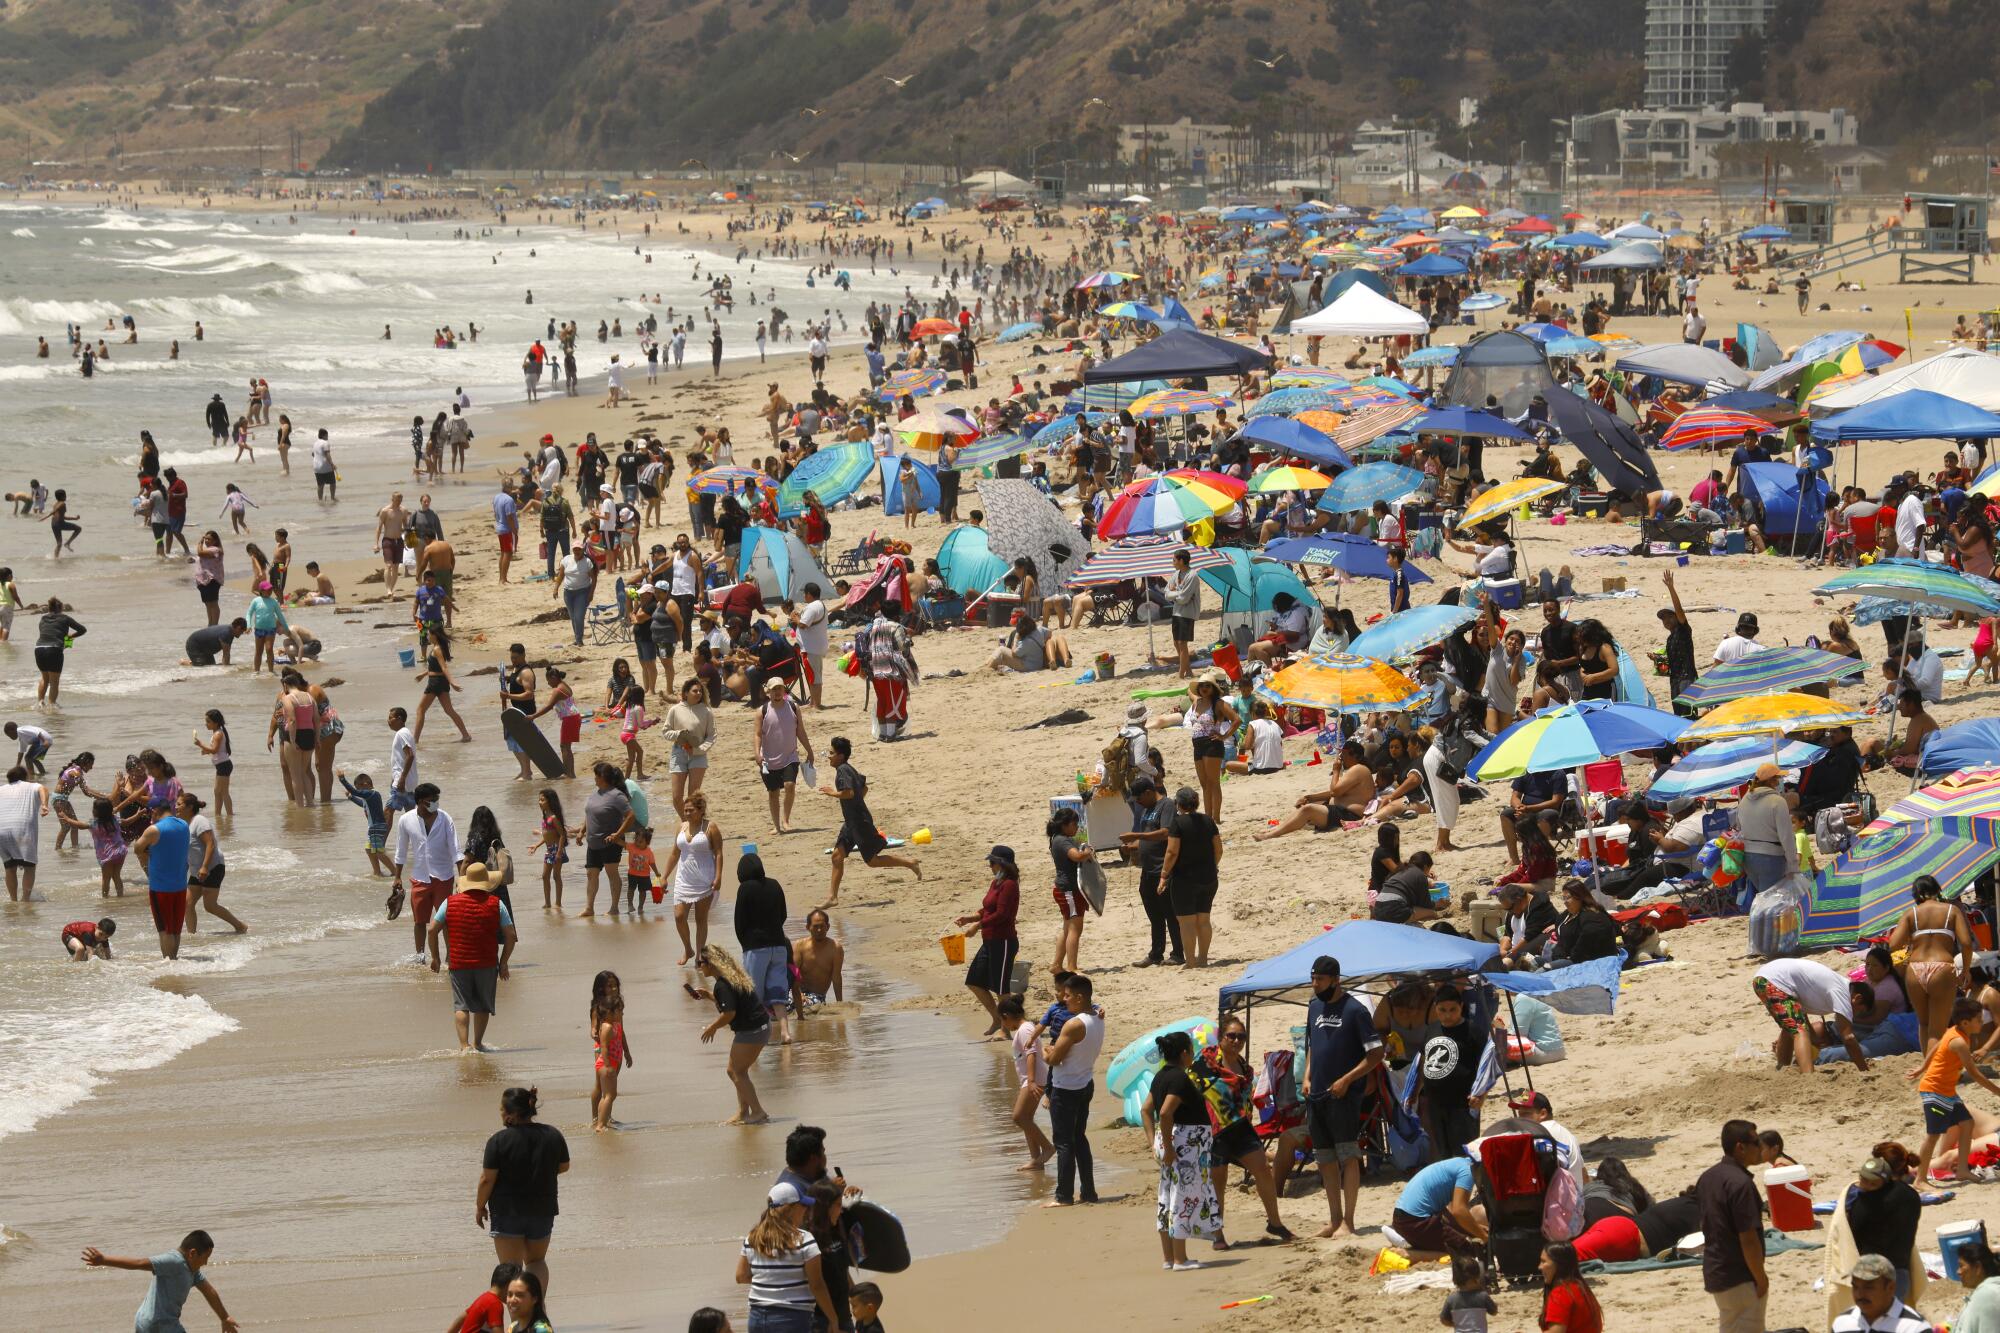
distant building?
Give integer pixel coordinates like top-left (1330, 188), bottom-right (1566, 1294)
top-left (1567, 103), bottom-right (1858, 182)
top-left (1645, 0), bottom-right (1776, 109)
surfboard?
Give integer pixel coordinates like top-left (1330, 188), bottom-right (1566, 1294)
top-left (501, 707), bottom-right (564, 778)
top-left (843, 1199), bottom-right (911, 1273)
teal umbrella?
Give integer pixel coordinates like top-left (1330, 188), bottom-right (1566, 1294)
top-left (1196, 549), bottom-right (1315, 614)
top-left (778, 443), bottom-right (873, 518)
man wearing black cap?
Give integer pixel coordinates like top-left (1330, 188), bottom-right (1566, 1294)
top-left (1303, 956), bottom-right (1383, 1238)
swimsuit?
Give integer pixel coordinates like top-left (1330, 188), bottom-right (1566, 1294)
top-left (595, 1019), bottom-right (626, 1072)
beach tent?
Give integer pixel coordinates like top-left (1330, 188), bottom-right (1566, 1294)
top-left (1544, 390), bottom-right (1661, 493)
top-left (1579, 241), bottom-right (1665, 270)
top-left (737, 526), bottom-right (833, 601)
top-left (1441, 330), bottom-right (1562, 419)
top-left (1809, 388), bottom-right (2000, 442)
top-left (1615, 343), bottom-right (1750, 389)
top-left (1218, 921), bottom-right (1620, 1017)
top-left (1083, 327), bottom-right (1272, 384)
top-left (1735, 323), bottom-right (1785, 372)
top-left (960, 169), bottom-right (1029, 195)
top-left (1323, 268), bottom-right (1393, 301)
top-left (878, 454), bottom-right (941, 516)
top-left (1735, 461), bottom-right (1830, 539)
top-left (1290, 284), bottom-right (1428, 337)
top-left (1921, 719), bottom-right (2000, 780)
top-left (1812, 348), bottom-right (2000, 413)
top-left (934, 524), bottom-right (1010, 597)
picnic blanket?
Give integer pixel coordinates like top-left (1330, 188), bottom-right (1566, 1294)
top-left (1580, 1228), bottom-right (1819, 1276)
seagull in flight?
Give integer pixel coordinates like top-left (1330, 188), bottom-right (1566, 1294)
top-left (884, 74), bottom-right (914, 87)
top-left (1084, 97), bottom-right (1108, 108)
top-left (800, 107), bottom-right (823, 116)
top-left (773, 150), bottom-right (807, 163)
top-left (1253, 52), bottom-right (1286, 68)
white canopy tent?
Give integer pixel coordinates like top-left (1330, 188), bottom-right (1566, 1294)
top-left (1579, 241), bottom-right (1665, 270)
top-left (961, 169), bottom-right (1029, 196)
top-left (1289, 283), bottom-right (1429, 337)
top-left (1812, 347), bottom-right (2000, 414)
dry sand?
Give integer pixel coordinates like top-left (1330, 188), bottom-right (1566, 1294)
top-left (9, 191), bottom-right (2000, 1330)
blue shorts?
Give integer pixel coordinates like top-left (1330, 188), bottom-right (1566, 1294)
top-left (487, 1209), bottom-right (554, 1241)
top-left (743, 945), bottom-right (792, 1009)
top-left (386, 788), bottom-right (416, 813)
top-left (1924, 1093), bottom-right (1972, 1135)
top-left (634, 635), bottom-right (657, 663)
top-left (254, 628), bottom-right (276, 640)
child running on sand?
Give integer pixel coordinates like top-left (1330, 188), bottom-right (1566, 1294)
top-left (531, 788), bottom-right (571, 910)
top-left (625, 825), bottom-right (657, 915)
top-left (336, 770), bottom-right (391, 876)
top-left (590, 970), bottom-right (633, 1131)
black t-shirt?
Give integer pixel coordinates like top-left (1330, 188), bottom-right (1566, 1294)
top-left (185, 624), bottom-right (234, 658)
top-left (734, 875), bottom-right (791, 953)
top-left (1374, 866), bottom-right (1431, 924)
top-left (481, 1122), bottom-right (570, 1216)
top-left (1663, 620), bottom-right (1696, 684)
top-left (615, 450), bottom-right (642, 485)
top-left (714, 976), bottom-right (771, 1034)
top-left (1697, 1158), bottom-right (1762, 1292)
top-left (1540, 617), bottom-right (1578, 671)
top-left (1147, 1065), bottom-right (1208, 1128)
top-left (1133, 800), bottom-right (1168, 870)
top-left (1636, 1194), bottom-right (1701, 1257)
top-left (1167, 810), bottom-right (1218, 886)
top-left (1847, 1179), bottom-right (1922, 1270)
top-left (1417, 1021), bottom-right (1478, 1103)
top-left (834, 763), bottom-right (873, 836)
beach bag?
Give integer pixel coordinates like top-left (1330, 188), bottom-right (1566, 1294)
top-left (1747, 873), bottom-right (1807, 958)
top-left (1813, 806), bottom-right (1854, 857)
top-left (1100, 736), bottom-right (1136, 795)
top-left (486, 845), bottom-right (515, 887)
top-left (1251, 1049), bottom-right (1303, 1138)
top-left (1542, 1157), bottom-right (1583, 1241)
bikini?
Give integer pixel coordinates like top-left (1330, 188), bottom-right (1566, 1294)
top-left (1909, 911), bottom-right (1962, 987)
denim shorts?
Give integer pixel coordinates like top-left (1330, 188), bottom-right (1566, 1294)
top-left (743, 945), bottom-right (792, 1008)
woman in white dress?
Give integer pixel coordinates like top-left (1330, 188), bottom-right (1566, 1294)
top-left (659, 792), bottom-right (724, 965)
top-left (0, 764), bottom-right (49, 901)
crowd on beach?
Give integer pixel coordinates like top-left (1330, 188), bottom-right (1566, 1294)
top-left (14, 186), bottom-right (2000, 1332)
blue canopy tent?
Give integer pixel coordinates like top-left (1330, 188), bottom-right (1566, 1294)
top-left (1921, 719), bottom-right (2000, 780)
top-left (1736, 461), bottom-right (1831, 539)
top-left (1083, 327), bottom-right (1274, 384)
top-left (879, 454), bottom-right (941, 516)
top-left (1809, 388), bottom-right (2000, 442)
top-left (1398, 254), bottom-right (1468, 278)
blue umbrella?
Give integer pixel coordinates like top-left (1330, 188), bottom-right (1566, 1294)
top-left (1065, 379), bottom-right (1169, 413)
top-left (997, 321), bottom-right (1041, 342)
top-left (777, 442), bottom-right (874, 517)
top-left (1317, 462), bottom-right (1425, 513)
top-left (1647, 735), bottom-right (1830, 803)
top-left (1545, 335), bottom-right (1602, 359)
top-left (1402, 345), bottom-right (1460, 369)
top-left (1346, 603), bottom-right (1479, 662)
top-left (1469, 699), bottom-right (1690, 780)
top-left (1462, 293), bottom-right (1508, 312)
top-left (1514, 322), bottom-right (1570, 344)
top-left (1406, 406), bottom-right (1530, 440)
top-left (1237, 416), bottom-right (1354, 470)
top-left (1264, 533), bottom-right (1433, 585)
top-left (1031, 413), bottom-right (1112, 449)
top-left (948, 430), bottom-right (1036, 471)
top-left (1794, 330), bottom-right (1869, 364)
top-left (1741, 224), bottom-right (1791, 242)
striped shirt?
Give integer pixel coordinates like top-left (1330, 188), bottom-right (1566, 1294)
top-left (741, 1231), bottom-right (820, 1309)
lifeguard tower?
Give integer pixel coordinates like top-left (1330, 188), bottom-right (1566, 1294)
top-left (1771, 191), bottom-right (1991, 283)
top-left (1520, 187), bottom-right (1563, 221)
top-left (1778, 197), bottom-right (1836, 246)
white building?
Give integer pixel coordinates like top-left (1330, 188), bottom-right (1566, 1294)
top-left (1644, 0), bottom-right (1776, 109)
top-left (1568, 103), bottom-right (1859, 182)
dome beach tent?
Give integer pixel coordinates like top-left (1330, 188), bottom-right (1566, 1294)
top-left (737, 525), bottom-right (834, 600)
top-left (1441, 330), bottom-right (1562, 419)
top-left (1811, 348), bottom-right (2000, 413)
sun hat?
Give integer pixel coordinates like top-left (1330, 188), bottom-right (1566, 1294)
top-left (457, 862), bottom-right (494, 891)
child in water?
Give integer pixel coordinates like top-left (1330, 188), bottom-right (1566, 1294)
top-left (625, 825), bottom-right (657, 916)
top-left (590, 970), bottom-right (633, 1131)
top-left (531, 788), bottom-right (571, 910)
top-left (620, 682), bottom-right (654, 779)
top-left (55, 797), bottom-right (127, 896)
top-left (336, 770), bottom-right (391, 877)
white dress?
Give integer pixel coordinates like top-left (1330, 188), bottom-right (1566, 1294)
top-left (673, 826), bottom-right (717, 904)
top-left (0, 780), bottom-right (42, 865)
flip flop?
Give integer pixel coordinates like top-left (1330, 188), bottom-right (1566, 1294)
top-left (386, 885), bottom-right (406, 920)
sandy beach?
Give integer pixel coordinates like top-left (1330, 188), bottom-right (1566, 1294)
top-left (5, 188), bottom-right (2000, 1331)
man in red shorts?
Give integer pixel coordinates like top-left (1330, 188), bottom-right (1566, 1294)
top-left (391, 783), bottom-right (461, 956)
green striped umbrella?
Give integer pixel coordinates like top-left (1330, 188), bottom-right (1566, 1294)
top-left (1801, 822), bottom-right (2000, 947)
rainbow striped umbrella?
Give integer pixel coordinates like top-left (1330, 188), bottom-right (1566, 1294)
top-left (1646, 735), bottom-right (1829, 803)
top-left (876, 368), bottom-right (945, 401)
top-left (1972, 460), bottom-right (2000, 495)
top-left (1098, 473), bottom-right (1237, 538)
top-left (1675, 645), bottom-right (1867, 708)
top-left (1098, 300), bottom-right (1163, 321)
top-left (1675, 691), bottom-right (1870, 743)
top-left (1863, 766), bottom-right (2000, 836)
top-left (687, 465), bottom-right (775, 496)
top-left (1255, 653), bottom-right (1424, 714)
top-left (1468, 699), bottom-right (1689, 781)
top-left (1816, 560), bottom-right (2000, 618)
top-left (1245, 387), bottom-right (1347, 419)
top-left (1075, 270), bottom-right (1139, 289)
top-left (1659, 406), bottom-right (1771, 452)
top-left (1247, 465), bottom-right (1334, 494)
top-left (1165, 469), bottom-right (1249, 503)
top-left (1802, 823), bottom-right (2000, 947)
top-left (777, 442), bottom-right (874, 518)
top-left (895, 405), bottom-right (980, 451)
top-left (1458, 477), bottom-right (1567, 529)
top-left (1066, 535), bottom-right (1230, 586)
top-left (1131, 388), bottom-right (1236, 419)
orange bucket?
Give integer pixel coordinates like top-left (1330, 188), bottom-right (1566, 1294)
top-left (939, 933), bottom-right (967, 965)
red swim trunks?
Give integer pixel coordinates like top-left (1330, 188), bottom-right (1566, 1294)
top-left (149, 890), bottom-right (188, 935)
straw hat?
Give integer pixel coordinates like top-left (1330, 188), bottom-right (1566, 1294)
top-left (457, 862), bottom-right (494, 891)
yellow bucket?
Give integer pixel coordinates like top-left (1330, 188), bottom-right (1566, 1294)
top-left (939, 933), bottom-right (966, 964)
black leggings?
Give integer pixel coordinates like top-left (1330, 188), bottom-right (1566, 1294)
top-left (1138, 865), bottom-right (1184, 960)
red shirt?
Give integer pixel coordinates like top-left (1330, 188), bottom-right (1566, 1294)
top-left (1540, 1279), bottom-right (1603, 1333)
top-left (459, 1290), bottom-right (505, 1332)
top-left (719, 579), bottom-right (764, 622)
top-left (977, 876), bottom-right (1019, 941)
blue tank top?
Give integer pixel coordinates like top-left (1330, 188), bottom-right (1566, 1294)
top-left (147, 816), bottom-right (191, 893)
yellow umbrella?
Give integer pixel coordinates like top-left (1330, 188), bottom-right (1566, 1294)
top-left (1676, 692), bottom-right (1871, 743)
top-left (895, 406), bottom-right (979, 451)
top-left (1458, 477), bottom-right (1566, 530)
top-left (1256, 653), bottom-right (1423, 713)
top-left (1439, 205), bottom-right (1486, 219)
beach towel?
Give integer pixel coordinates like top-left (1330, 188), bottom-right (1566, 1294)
top-left (1579, 1228), bottom-right (1820, 1275)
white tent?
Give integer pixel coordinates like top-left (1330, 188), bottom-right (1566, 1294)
top-left (1614, 342), bottom-right (1750, 389)
top-left (1290, 283), bottom-right (1429, 337)
top-left (961, 168), bottom-right (1029, 196)
top-left (1579, 241), bottom-right (1664, 270)
top-left (1812, 347), bottom-right (2000, 414)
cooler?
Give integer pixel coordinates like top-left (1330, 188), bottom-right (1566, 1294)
top-left (1485, 577), bottom-right (1525, 610)
top-left (1578, 825), bottom-right (1630, 867)
top-left (1940, 1219), bottom-right (1989, 1281)
top-left (1764, 1165), bottom-right (1815, 1232)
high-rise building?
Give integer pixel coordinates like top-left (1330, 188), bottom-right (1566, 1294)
top-left (1644, 0), bottom-right (1776, 109)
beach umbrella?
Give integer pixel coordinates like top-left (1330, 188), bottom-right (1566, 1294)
top-left (1863, 767), bottom-right (2000, 836)
top-left (1458, 477), bottom-right (1567, 530)
top-left (1031, 413), bottom-right (1111, 450)
top-left (1658, 406), bottom-right (1771, 452)
top-left (1545, 336), bottom-right (1602, 359)
top-left (688, 465), bottom-right (776, 496)
top-left (1247, 464), bottom-right (1333, 494)
top-left (1849, 568), bottom-right (2000, 625)
top-left (1270, 367), bottom-right (1352, 389)
top-left (1674, 645), bottom-right (1867, 708)
top-left (935, 524), bottom-right (1010, 596)
top-left (947, 430), bottom-right (1035, 471)
top-left (894, 406), bottom-right (980, 451)
top-left (1246, 387), bottom-right (1347, 419)
top-left (1325, 400), bottom-right (1426, 450)
top-left (1317, 461), bottom-right (1425, 513)
top-left (910, 317), bottom-right (960, 338)
top-left (1801, 824), bottom-right (2000, 948)
top-left (1675, 692), bottom-right (1870, 743)
top-left (1256, 653), bottom-right (1424, 714)
top-left (1196, 549), bottom-right (1316, 615)
top-left (1815, 560), bottom-right (2000, 618)
top-left (1131, 388), bottom-right (1236, 419)
top-left (1065, 379), bottom-right (1170, 413)
top-left (1099, 300), bottom-right (1163, 321)
top-left (1075, 271), bottom-right (1138, 289)
top-left (1264, 533), bottom-right (1433, 587)
top-left (1407, 406), bottom-right (1531, 440)
top-left (776, 443), bottom-right (875, 518)
top-left (1067, 535), bottom-right (1229, 586)
top-left (1357, 375), bottom-right (1417, 397)
top-left (876, 368), bottom-right (945, 401)
top-left (1317, 386), bottom-right (1407, 413)
top-left (1468, 699), bottom-right (1688, 782)
top-left (979, 479), bottom-right (1088, 590)
top-left (1462, 293), bottom-right (1508, 312)
top-left (1646, 735), bottom-right (1830, 804)
top-left (997, 321), bottom-right (1041, 342)
top-left (1346, 603), bottom-right (1481, 663)
top-left (1402, 346), bottom-right (1460, 369)
top-left (1236, 417), bottom-right (1355, 470)
top-left (1098, 473), bottom-right (1238, 538)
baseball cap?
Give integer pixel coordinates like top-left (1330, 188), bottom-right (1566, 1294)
top-left (1310, 955), bottom-right (1340, 978)
top-left (1754, 762), bottom-right (1784, 783)
top-left (767, 1182), bottom-right (804, 1208)
top-left (1846, 1254), bottom-right (1896, 1283)
top-left (1508, 1091), bottom-right (1552, 1115)
top-left (1857, 1156), bottom-right (1892, 1183)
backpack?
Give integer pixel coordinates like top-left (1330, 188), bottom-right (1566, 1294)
top-left (1813, 806), bottom-right (1854, 857)
top-left (1100, 734), bottom-right (1136, 795)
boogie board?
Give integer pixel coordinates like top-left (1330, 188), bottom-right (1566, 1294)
top-left (842, 1199), bottom-right (911, 1273)
top-left (501, 707), bottom-right (564, 779)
